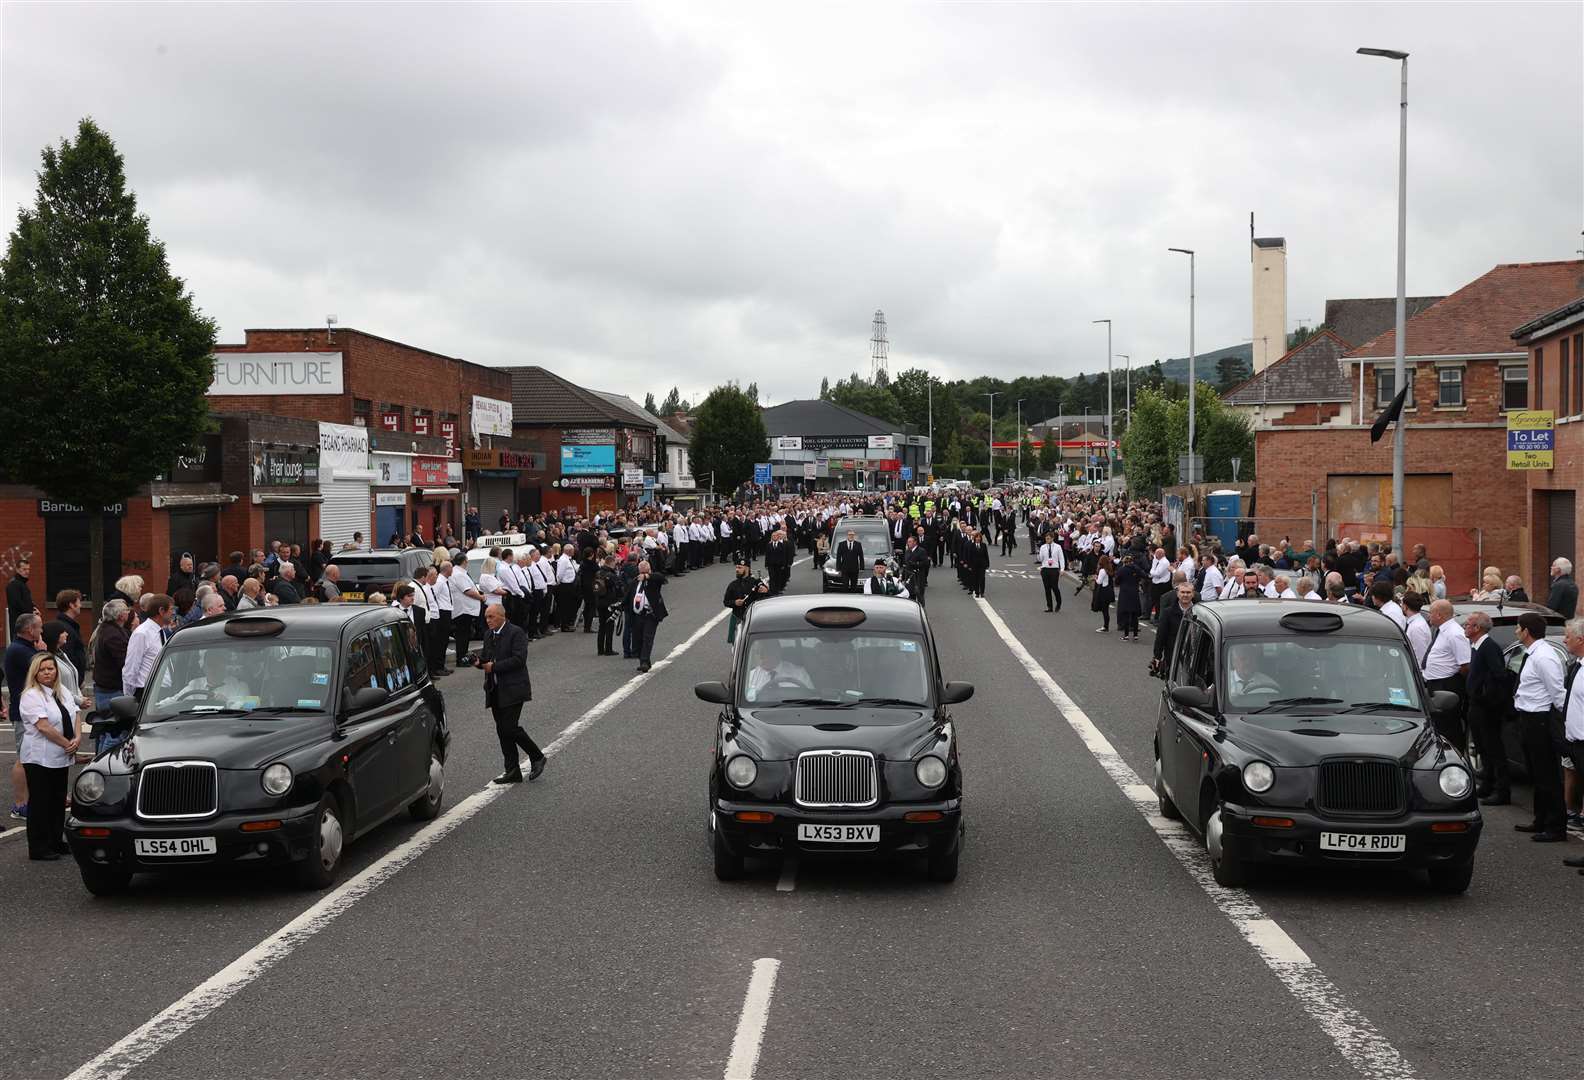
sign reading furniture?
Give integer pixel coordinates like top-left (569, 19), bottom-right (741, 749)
top-left (209, 353), bottom-right (344, 396)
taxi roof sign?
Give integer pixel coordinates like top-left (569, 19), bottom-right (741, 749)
top-left (472, 532), bottom-right (528, 549)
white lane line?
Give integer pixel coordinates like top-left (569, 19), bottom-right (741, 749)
top-left (775, 856), bottom-right (798, 892)
top-left (65, 604), bottom-right (734, 1080)
top-left (974, 597), bottom-right (1419, 1080)
top-left (723, 957), bottom-right (781, 1080)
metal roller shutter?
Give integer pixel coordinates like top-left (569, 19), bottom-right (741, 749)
top-left (1548, 490), bottom-right (1576, 569)
top-left (474, 476), bottom-right (515, 532)
top-left (320, 480), bottom-right (370, 548)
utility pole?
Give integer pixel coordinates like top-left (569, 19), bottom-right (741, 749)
top-left (1168, 248), bottom-right (1196, 480)
top-left (1093, 319), bottom-right (1112, 486)
top-left (985, 392), bottom-right (998, 486)
top-left (1116, 355), bottom-right (1131, 429)
top-left (1016, 399), bottom-right (1025, 481)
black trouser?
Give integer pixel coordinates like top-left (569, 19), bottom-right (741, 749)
top-left (1425, 676), bottom-right (1468, 754)
top-left (1516, 709), bottom-right (1566, 832)
top-left (597, 603), bottom-right (616, 654)
top-left (492, 703), bottom-right (543, 773)
top-left (1469, 706), bottom-right (1509, 795)
top-left (1119, 608), bottom-right (1140, 636)
top-left (841, 570), bottom-right (859, 591)
top-left (452, 613), bottom-right (475, 663)
top-left (971, 568), bottom-right (986, 597)
top-left (931, 538), bottom-right (943, 566)
top-left (1041, 567), bottom-right (1063, 611)
top-left (23, 763), bottom-right (67, 858)
top-left (1149, 581), bottom-right (1171, 620)
top-left (581, 591), bottom-right (596, 632)
top-left (533, 590), bottom-right (552, 636)
top-left (557, 583), bottom-right (579, 630)
top-left (431, 611), bottom-right (453, 668)
top-left (1000, 533), bottom-right (1016, 556)
top-left (635, 616), bottom-right (660, 666)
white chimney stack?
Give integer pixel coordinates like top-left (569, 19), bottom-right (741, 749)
top-left (1251, 227), bottom-right (1287, 374)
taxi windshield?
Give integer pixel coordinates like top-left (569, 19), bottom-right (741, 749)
top-left (141, 642), bottom-right (337, 721)
top-left (1221, 636), bottom-right (1422, 715)
top-left (740, 632), bottom-right (931, 710)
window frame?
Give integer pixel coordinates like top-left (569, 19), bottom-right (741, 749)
top-left (1501, 364), bottom-right (1529, 413)
top-left (1533, 346), bottom-right (1544, 412)
top-left (1573, 332), bottom-right (1583, 416)
top-left (1436, 365), bottom-right (1464, 408)
top-left (342, 631), bottom-right (379, 701)
top-left (372, 622), bottom-right (416, 693)
top-left (1376, 365), bottom-right (1415, 409)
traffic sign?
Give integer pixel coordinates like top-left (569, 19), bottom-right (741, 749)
top-left (753, 462), bottom-right (772, 485)
top-left (900, 466), bottom-right (913, 481)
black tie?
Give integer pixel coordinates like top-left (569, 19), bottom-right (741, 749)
top-left (1422, 624), bottom-right (1439, 668)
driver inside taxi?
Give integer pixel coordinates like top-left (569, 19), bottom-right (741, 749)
top-left (173, 651), bottom-right (252, 705)
top-left (745, 640), bottom-right (814, 700)
top-left (1224, 645), bottom-right (1277, 698)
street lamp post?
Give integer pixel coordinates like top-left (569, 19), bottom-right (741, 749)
top-left (1094, 319), bottom-right (1112, 487)
top-left (984, 391), bottom-right (998, 486)
top-left (1116, 354), bottom-right (1131, 431)
top-left (1167, 248), bottom-right (1196, 480)
top-left (1359, 45), bottom-right (1410, 559)
top-left (1015, 399), bottom-right (1025, 481)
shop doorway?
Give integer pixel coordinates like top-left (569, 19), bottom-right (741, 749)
top-left (263, 506), bottom-right (311, 554)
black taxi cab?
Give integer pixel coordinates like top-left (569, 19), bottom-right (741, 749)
top-left (67, 607), bottom-right (449, 896)
top-left (695, 595), bottom-right (972, 882)
top-left (1154, 601), bottom-right (1481, 893)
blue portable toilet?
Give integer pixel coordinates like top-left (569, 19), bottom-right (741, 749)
top-left (1205, 490), bottom-right (1242, 554)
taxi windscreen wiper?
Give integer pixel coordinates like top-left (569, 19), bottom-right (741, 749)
top-left (775, 697), bottom-right (849, 708)
top-left (1342, 701), bottom-right (1421, 713)
top-left (848, 697), bottom-right (928, 708)
top-left (1245, 697), bottom-right (1343, 714)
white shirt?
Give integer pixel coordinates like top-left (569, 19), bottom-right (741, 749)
top-left (1421, 621), bottom-right (1472, 680)
top-left (1277, 588), bottom-right (1298, 599)
top-left (18, 685), bottom-right (73, 768)
top-left (391, 599), bottom-right (418, 625)
top-left (1515, 639), bottom-right (1567, 713)
top-left (1200, 566), bottom-right (1224, 601)
top-left (1077, 534), bottom-right (1094, 553)
top-left (434, 573), bottom-right (455, 611)
top-left (1149, 556), bottom-right (1172, 584)
top-left (1564, 657), bottom-right (1584, 740)
top-left (1039, 543), bottom-right (1066, 571)
top-left (1261, 581), bottom-right (1279, 599)
top-left (863, 575), bottom-right (910, 598)
top-left (448, 568), bottom-right (481, 617)
top-left (555, 554), bottom-right (578, 585)
top-left (1378, 600), bottom-right (1407, 630)
top-left (1404, 614), bottom-right (1432, 668)
top-left (122, 617), bottom-right (165, 694)
top-left (477, 573), bottom-right (506, 607)
top-left (673, 524), bottom-right (688, 545)
top-left (416, 580), bottom-right (441, 614)
top-left (527, 559), bottom-right (551, 592)
top-left (745, 661), bottom-right (813, 699)
top-left (1100, 534), bottom-right (1116, 555)
top-left (1218, 579), bottom-right (1246, 600)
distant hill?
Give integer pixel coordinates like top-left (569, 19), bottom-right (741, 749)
top-left (1066, 342), bottom-right (1252, 390)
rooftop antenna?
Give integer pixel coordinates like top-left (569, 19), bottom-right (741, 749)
top-left (326, 314), bottom-right (338, 344)
top-left (870, 310), bottom-right (889, 380)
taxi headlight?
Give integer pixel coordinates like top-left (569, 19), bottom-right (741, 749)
top-left (74, 770), bottom-right (106, 804)
top-left (1438, 765), bottom-right (1472, 799)
top-left (1242, 761), bottom-right (1275, 794)
top-left (915, 755), bottom-right (948, 788)
top-left (724, 756), bottom-right (758, 788)
top-left (261, 763), bottom-right (294, 797)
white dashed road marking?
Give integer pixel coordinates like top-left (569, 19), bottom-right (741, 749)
top-left (975, 596), bottom-right (1419, 1080)
top-left (723, 957), bottom-right (781, 1080)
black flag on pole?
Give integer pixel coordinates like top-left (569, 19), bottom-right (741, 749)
top-left (1370, 384), bottom-right (1409, 444)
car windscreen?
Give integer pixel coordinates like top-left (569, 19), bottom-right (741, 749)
top-left (833, 523), bottom-right (892, 553)
top-left (141, 642), bottom-right (337, 721)
top-left (739, 631), bottom-right (931, 713)
top-left (1221, 635), bottom-right (1422, 715)
top-left (330, 556), bottom-right (403, 583)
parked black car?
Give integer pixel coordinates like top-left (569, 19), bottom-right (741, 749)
top-left (821, 516), bottom-right (895, 593)
top-left (696, 596), bottom-right (972, 882)
top-left (329, 547), bottom-right (437, 601)
top-left (1154, 601), bottom-right (1481, 893)
top-left (67, 607), bottom-right (449, 896)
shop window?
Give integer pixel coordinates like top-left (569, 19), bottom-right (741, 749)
top-left (43, 514), bottom-right (123, 603)
top-left (1376, 366), bottom-right (1414, 408)
top-left (1436, 367), bottom-right (1464, 407)
top-left (353, 398), bottom-right (372, 427)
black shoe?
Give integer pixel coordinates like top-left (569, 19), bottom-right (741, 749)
top-left (1531, 831), bottom-right (1568, 843)
top-left (1479, 793), bottom-right (1511, 806)
top-left (29, 852), bottom-right (62, 861)
top-left (636, 663), bottom-right (651, 673)
top-left (492, 771), bottom-right (524, 785)
top-left (1562, 855), bottom-right (1584, 867)
top-left (432, 668), bottom-right (452, 677)
top-left (528, 758), bottom-right (546, 781)
top-left (1514, 821), bottom-right (1544, 832)
top-left (55, 841), bottom-right (71, 855)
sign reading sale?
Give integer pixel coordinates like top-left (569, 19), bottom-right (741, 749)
top-left (1506, 410), bottom-right (1554, 470)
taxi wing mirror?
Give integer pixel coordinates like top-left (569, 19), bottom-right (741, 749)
top-left (345, 685), bottom-right (391, 714)
top-left (694, 681), bottom-right (731, 705)
top-left (1170, 685), bottom-right (1213, 711)
top-left (1428, 690), bottom-right (1461, 716)
top-left (109, 695), bottom-right (141, 722)
top-left (940, 681), bottom-right (975, 705)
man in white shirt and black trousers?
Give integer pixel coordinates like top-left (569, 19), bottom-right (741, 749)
top-left (1511, 611), bottom-right (1569, 842)
top-left (1418, 599), bottom-right (1471, 752)
top-left (1037, 531), bottom-right (1065, 613)
top-left (448, 552), bottom-right (485, 667)
top-left (1558, 618), bottom-right (1584, 872)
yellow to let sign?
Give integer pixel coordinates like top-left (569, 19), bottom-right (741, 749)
top-left (1506, 410), bottom-right (1554, 470)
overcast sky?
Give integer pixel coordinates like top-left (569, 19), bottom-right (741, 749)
top-left (5, 2), bottom-right (1581, 407)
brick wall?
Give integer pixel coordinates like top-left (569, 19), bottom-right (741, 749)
top-left (1254, 423), bottom-right (1525, 580)
top-left (1268, 402), bottom-right (1344, 427)
top-left (1348, 356), bottom-right (1519, 425)
top-left (1521, 321), bottom-right (1584, 589)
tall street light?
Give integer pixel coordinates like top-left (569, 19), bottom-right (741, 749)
top-left (1167, 248), bottom-right (1196, 481)
top-left (984, 391), bottom-right (998, 487)
top-left (1359, 45), bottom-right (1409, 559)
top-left (1015, 398), bottom-right (1026, 481)
top-left (1116, 354), bottom-right (1131, 430)
top-left (1093, 319), bottom-right (1112, 487)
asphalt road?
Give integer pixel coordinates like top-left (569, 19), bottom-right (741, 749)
top-left (4, 546), bottom-right (1579, 1080)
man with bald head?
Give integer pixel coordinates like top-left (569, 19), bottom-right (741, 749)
top-left (1419, 598), bottom-right (1471, 751)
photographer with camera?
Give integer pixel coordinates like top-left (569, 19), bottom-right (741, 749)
top-left (723, 557), bottom-right (770, 648)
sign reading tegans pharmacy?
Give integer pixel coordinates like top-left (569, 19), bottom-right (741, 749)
top-left (318, 422), bottom-right (371, 473)
top-left (209, 353), bottom-right (344, 396)
top-left (472, 395), bottom-right (513, 438)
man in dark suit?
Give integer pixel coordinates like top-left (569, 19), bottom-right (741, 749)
top-left (903, 535), bottom-right (931, 608)
top-left (1152, 581), bottom-right (1195, 676)
top-left (1462, 611), bottom-right (1510, 804)
top-left (481, 604), bottom-right (545, 784)
top-left (765, 530), bottom-right (793, 595)
top-left (628, 560), bottom-right (668, 673)
top-left (834, 529), bottom-right (864, 592)
top-left (966, 529), bottom-right (991, 598)
top-left (1546, 559), bottom-right (1578, 619)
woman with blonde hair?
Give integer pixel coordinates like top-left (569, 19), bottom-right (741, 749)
top-left (1428, 564), bottom-right (1448, 600)
top-left (1473, 567), bottom-right (1503, 601)
top-left (18, 652), bottom-right (78, 860)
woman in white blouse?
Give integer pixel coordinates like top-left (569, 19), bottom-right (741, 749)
top-left (18, 652), bottom-right (79, 861)
top-left (477, 558), bottom-right (508, 609)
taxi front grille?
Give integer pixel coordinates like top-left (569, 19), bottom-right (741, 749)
top-left (1316, 759), bottom-right (1404, 817)
top-left (136, 762), bottom-right (219, 820)
top-left (794, 750), bottom-right (878, 808)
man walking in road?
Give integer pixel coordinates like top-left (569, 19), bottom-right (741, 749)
top-left (1547, 558), bottom-right (1578, 619)
top-left (481, 604), bottom-right (545, 784)
top-left (1037, 531), bottom-right (1065, 613)
top-left (628, 560), bottom-right (668, 674)
top-left (835, 529), bottom-right (864, 592)
top-left (1463, 612), bottom-right (1510, 804)
top-left (1152, 581), bottom-right (1195, 677)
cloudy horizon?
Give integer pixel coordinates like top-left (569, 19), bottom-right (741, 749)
top-left (5, 2), bottom-right (1580, 407)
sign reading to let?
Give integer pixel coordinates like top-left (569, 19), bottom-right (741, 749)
top-left (1506, 410), bottom-right (1554, 470)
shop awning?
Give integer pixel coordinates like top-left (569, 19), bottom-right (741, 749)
top-left (253, 493), bottom-right (324, 504)
top-left (416, 487), bottom-right (461, 497)
top-left (151, 493), bottom-right (239, 508)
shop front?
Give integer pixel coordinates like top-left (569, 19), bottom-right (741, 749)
top-left (412, 454), bottom-right (457, 542)
top-left (318, 422), bottom-right (374, 547)
top-left (372, 450), bottom-right (412, 547)
top-left (463, 448), bottom-right (540, 528)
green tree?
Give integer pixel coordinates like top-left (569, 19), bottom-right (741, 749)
top-left (744, 381), bottom-right (759, 404)
top-left (660, 386), bottom-right (688, 415)
top-left (1199, 407), bottom-right (1255, 483)
top-left (643, 391), bottom-right (658, 415)
top-left (689, 384), bottom-right (768, 492)
top-left (827, 373), bottom-right (903, 425)
top-left (1216, 352), bottom-right (1244, 390)
top-left (1119, 386), bottom-right (1178, 499)
top-left (1017, 435), bottom-right (1035, 478)
top-left (819, 376), bottom-right (830, 400)
top-left (1038, 431), bottom-right (1059, 473)
top-left (1287, 324), bottom-right (1328, 351)
top-left (0, 118), bottom-right (216, 603)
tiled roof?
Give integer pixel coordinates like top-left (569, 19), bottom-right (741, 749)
top-left (594, 390), bottom-right (688, 443)
top-left (1323, 296), bottom-right (1445, 348)
top-left (1512, 294), bottom-right (1584, 340)
top-left (1222, 331), bottom-right (1353, 405)
top-left (506, 366), bottom-right (656, 427)
top-left (1347, 261), bottom-right (1584, 359)
top-left (762, 399), bottom-right (897, 437)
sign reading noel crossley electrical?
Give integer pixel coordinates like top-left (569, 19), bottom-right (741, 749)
top-left (209, 353), bottom-right (344, 395)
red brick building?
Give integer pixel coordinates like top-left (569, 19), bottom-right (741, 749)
top-left (1254, 260), bottom-right (1584, 592)
top-left (1511, 295), bottom-right (1584, 584)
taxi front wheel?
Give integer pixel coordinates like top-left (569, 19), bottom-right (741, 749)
top-left (80, 864), bottom-right (132, 898)
top-left (296, 793), bottom-right (346, 889)
top-left (1427, 858), bottom-right (1474, 895)
top-left (713, 824), bottom-right (745, 881)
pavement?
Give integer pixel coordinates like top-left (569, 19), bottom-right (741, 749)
top-left (3, 546), bottom-right (1579, 1080)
